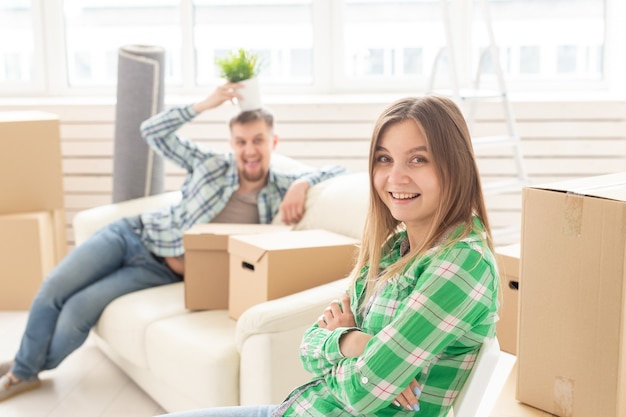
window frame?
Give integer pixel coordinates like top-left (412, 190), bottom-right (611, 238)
top-left (0, 0), bottom-right (621, 98)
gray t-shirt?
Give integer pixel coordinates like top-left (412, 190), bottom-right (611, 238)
top-left (210, 190), bottom-right (260, 224)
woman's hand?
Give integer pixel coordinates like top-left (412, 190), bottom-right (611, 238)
top-left (317, 292), bottom-right (355, 330)
top-left (392, 379), bottom-right (422, 412)
top-left (319, 293), bottom-right (368, 358)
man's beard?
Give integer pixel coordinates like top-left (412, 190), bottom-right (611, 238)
top-left (241, 168), bottom-right (266, 183)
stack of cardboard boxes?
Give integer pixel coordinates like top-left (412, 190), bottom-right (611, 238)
top-left (0, 112), bottom-right (67, 309)
top-left (183, 224), bottom-right (359, 319)
top-left (183, 223), bottom-right (292, 311)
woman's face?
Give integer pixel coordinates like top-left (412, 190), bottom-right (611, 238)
top-left (373, 119), bottom-right (441, 236)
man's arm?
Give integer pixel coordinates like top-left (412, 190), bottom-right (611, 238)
top-left (140, 82), bottom-right (243, 172)
top-left (278, 166), bottom-right (347, 225)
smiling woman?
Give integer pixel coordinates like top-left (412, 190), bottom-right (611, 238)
top-left (154, 94), bottom-right (499, 417)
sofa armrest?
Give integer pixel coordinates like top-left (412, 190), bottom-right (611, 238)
top-left (235, 277), bottom-right (350, 349)
top-left (235, 277), bottom-right (350, 405)
top-left (72, 191), bottom-right (181, 245)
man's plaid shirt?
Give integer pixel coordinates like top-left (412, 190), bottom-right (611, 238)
top-left (276, 220), bottom-right (499, 416)
top-left (138, 104), bottom-right (346, 257)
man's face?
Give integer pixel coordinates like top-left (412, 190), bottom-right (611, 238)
top-left (229, 119), bottom-right (278, 188)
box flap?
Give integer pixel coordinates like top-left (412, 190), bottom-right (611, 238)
top-left (228, 229), bottom-right (359, 262)
top-left (528, 172), bottom-right (626, 202)
top-left (228, 238), bottom-right (268, 262)
top-left (183, 223), bottom-right (291, 250)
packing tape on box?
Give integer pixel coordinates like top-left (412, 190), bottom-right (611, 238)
top-left (563, 192), bottom-right (583, 237)
top-left (112, 44), bottom-right (166, 203)
top-left (554, 377), bottom-right (574, 417)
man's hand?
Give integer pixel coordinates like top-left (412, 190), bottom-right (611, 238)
top-left (280, 179), bottom-right (310, 225)
top-left (192, 82), bottom-right (242, 114)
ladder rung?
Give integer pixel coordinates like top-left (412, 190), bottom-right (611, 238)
top-left (430, 88), bottom-right (505, 100)
top-left (472, 135), bottom-right (521, 147)
top-left (459, 89), bottom-right (505, 100)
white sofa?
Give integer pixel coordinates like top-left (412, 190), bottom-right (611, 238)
top-left (72, 170), bottom-right (370, 413)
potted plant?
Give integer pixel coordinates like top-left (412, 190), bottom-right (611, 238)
top-left (215, 48), bottom-right (263, 111)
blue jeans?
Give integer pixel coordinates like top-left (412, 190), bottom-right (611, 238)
top-left (11, 217), bottom-right (182, 380)
top-left (158, 405), bottom-right (278, 417)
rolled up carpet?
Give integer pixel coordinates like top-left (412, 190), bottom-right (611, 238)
top-left (112, 44), bottom-right (166, 203)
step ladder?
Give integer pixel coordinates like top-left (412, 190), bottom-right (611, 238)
top-left (428, 0), bottom-right (528, 241)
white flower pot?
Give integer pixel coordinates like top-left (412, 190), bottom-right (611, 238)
top-left (237, 77), bottom-right (263, 111)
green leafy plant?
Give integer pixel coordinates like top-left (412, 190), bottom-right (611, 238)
top-left (215, 48), bottom-right (262, 83)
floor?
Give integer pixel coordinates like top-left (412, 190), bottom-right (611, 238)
top-left (0, 310), bottom-right (536, 417)
top-left (489, 363), bottom-right (557, 417)
top-left (0, 311), bottom-right (166, 417)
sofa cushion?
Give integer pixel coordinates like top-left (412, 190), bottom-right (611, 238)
top-left (290, 171), bottom-right (369, 240)
top-left (145, 310), bottom-right (239, 408)
top-left (93, 282), bottom-right (188, 368)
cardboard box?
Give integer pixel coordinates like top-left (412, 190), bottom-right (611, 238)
top-left (183, 223), bottom-right (291, 310)
top-left (0, 112), bottom-right (64, 214)
top-left (495, 243), bottom-right (520, 355)
top-left (516, 172), bottom-right (626, 417)
top-left (228, 229), bottom-right (359, 319)
top-left (0, 212), bottom-right (56, 310)
top-left (0, 112), bottom-right (67, 263)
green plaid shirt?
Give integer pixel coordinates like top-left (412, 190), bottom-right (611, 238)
top-left (276, 220), bottom-right (499, 416)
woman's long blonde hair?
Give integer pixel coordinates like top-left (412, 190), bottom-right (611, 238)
top-left (350, 95), bottom-right (494, 307)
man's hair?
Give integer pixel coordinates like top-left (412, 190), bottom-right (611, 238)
top-left (229, 108), bottom-right (274, 130)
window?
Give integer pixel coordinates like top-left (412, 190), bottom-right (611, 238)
top-left (63, 0), bottom-right (182, 87)
top-left (0, 0), bottom-right (613, 97)
top-left (485, 0), bottom-right (604, 83)
top-left (194, 0), bottom-right (314, 87)
top-left (0, 0), bottom-right (39, 92)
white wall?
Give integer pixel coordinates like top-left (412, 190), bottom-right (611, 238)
top-left (1, 96), bottom-right (625, 250)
